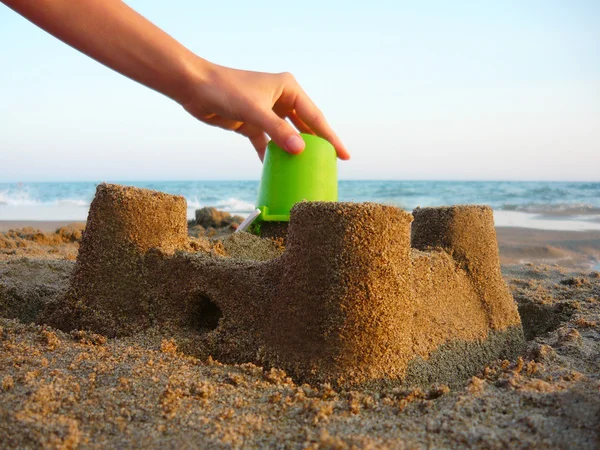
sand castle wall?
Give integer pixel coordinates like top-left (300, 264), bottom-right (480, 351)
top-left (45, 184), bottom-right (524, 387)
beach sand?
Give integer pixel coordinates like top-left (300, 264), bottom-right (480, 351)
top-left (0, 221), bottom-right (86, 233)
top-left (2, 219), bottom-right (599, 268)
top-left (1, 217), bottom-right (599, 448)
top-left (497, 227), bottom-right (600, 269)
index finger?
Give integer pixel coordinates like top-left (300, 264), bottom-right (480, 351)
top-left (292, 88), bottom-right (350, 160)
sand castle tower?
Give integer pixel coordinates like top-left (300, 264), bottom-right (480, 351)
top-left (46, 183), bottom-right (524, 387)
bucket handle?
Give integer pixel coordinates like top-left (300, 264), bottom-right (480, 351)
top-left (236, 208), bottom-right (262, 233)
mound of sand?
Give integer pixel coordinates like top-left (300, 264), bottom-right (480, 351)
top-left (0, 184), bottom-right (598, 447)
top-left (0, 261), bottom-right (598, 448)
top-left (35, 184), bottom-right (524, 388)
top-left (0, 224), bottom-right (85, 261)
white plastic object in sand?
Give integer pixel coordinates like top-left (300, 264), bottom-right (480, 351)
top-left (236, 208), bottom-right (262, 233)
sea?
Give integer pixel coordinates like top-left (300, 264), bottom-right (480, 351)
top-left (1, 180), bottom-right (600, 231)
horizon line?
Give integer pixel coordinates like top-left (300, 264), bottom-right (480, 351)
top-left (1, 179), bottom-right (600, 185)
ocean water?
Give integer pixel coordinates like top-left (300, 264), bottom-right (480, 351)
top-left (1, 180), bottom-right (600, 231)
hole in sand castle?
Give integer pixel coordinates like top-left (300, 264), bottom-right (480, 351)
top-left (517, 301), bottom-right (574, 341)
top-left (196, 295), bottom-right (223, 331)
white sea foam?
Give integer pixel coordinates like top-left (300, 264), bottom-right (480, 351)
top-left (184, 197), bottom-right (254, 213)
top-left (215, 197), bottom-right (255, 213)
top-left (185, 196), bottom-right (203, 209)
top-left (493, 211), bottom-right (600, 231)
top-left (56, 198), bottom-right (89, 207)
top-left (0, 190), bottom-right (40, 206)
top-left (0, 191), bottom-right (89, 207)
top-left (500, 203), bottom-right (600, 215)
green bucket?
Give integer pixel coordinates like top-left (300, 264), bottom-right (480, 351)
top-left (256, 133), bottom-right (338, 222)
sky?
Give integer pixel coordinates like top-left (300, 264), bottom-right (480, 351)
top-left (0, 0), bottom-right (599, 182)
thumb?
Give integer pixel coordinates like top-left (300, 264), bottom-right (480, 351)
top-left (256, 110), bottom-right (305, 155)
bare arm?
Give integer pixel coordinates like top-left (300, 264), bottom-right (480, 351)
top-left (1, 0), bottom-right (350, 160)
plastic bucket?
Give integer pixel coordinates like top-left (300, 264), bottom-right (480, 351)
top-left (256, 134), bottom-right (338, 222)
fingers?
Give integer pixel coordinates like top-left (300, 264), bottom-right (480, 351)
top-left (292, 88), bottom-right (350, 160)
top-left (252, 109), bottom-right (305, 155)
top-left (287, 110), bottom-right (314, 135)
top-left (200, 114), bottom-right (244, 131)
top-left (187, 68), bottom-right (349, 161)
top-left (273, 101), bottom-right (313, 135)
top-left (247, 132), bottom-right (269, 161)
top-left (201, 114), bottom-right (270, 162)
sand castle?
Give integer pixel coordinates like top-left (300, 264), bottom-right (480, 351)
top-left (46, 184), bottom-right (525, 387)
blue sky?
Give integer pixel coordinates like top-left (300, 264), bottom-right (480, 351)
top-left (1, 0), bottom-right (599, 181)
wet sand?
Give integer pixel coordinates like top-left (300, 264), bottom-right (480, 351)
top-left (497, 227), bottom-right (600, 269)
top-left (1, 219), bottom-right (599, 448)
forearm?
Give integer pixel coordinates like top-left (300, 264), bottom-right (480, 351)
top-left (2, 0), bottom-right (206, 104)
top-left (2, 0), bottom-right (349, 159)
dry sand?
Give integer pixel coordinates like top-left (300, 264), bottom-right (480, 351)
top-left (48, 186), bottom-right (522, 389)
top-left (3, 220), bottom-right (599, 269)
top-left (0, 221), bottom-right (86, 233)
top-left (0, 218), bottom-right (599, 449)
top-left (0, 224), bottom-right (85, 261)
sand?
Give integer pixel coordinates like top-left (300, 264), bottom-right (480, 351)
top-left (3, 221), bottom-right (599, 269)
top-left (0, 187), bottom-right (599, 448)
top-left (497, 227), bottom-right (600, 269)
top-left (1, 261), bottom-right (599, 448)
top-left (0, 224), bottom-right (85, 261)
top-left (0, 221), bottom-right (86, 233)
top-left (33, 185), bottom-right (524, 388)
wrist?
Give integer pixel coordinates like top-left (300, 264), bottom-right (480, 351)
top-left (174, 54), bottom-right (217, 106)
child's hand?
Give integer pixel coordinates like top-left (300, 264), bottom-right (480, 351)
top-left (182, 63), bottom-right (350, 161)
top-left (2, 0), bottom-right (349, 161)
